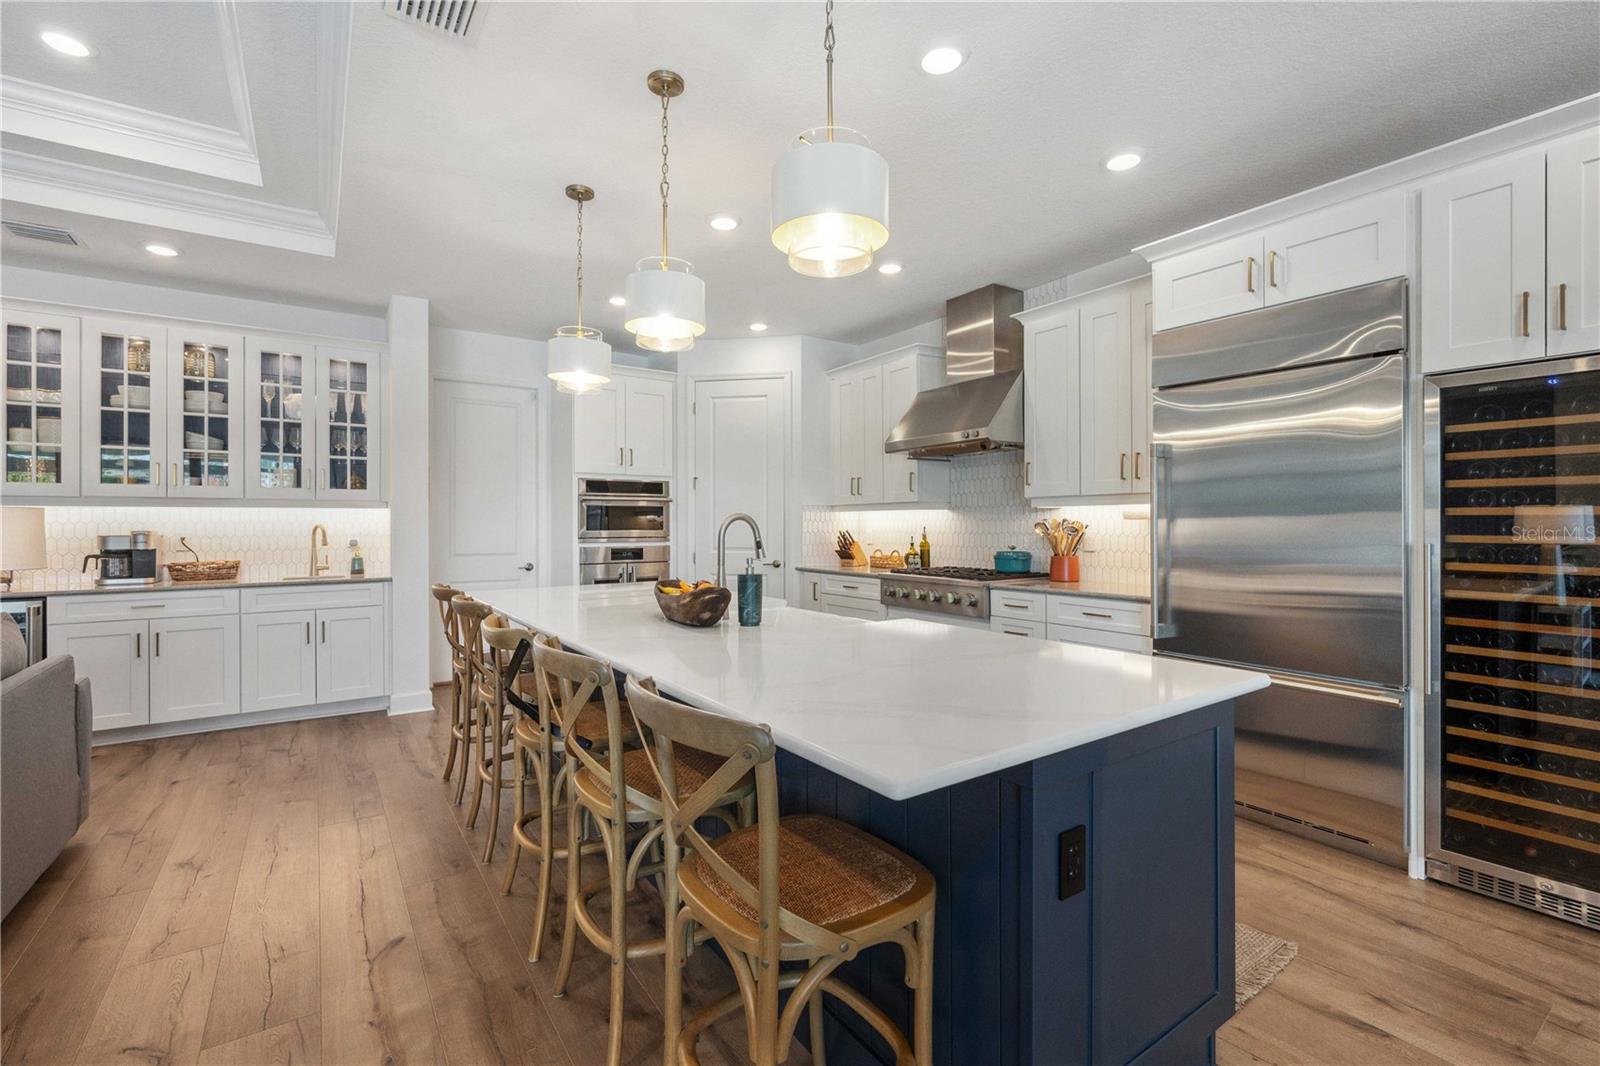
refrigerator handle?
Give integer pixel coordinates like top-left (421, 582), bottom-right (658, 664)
top-left (1150, 443), bottom-right (1176, 639)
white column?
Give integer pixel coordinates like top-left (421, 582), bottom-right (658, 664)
top-left (387, 294), bottom-right (432, 715)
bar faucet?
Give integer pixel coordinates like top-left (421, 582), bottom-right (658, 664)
top-left (310, 524), bottom-right (329, 577)
top-left (715, 512), bottom-right (781, 589)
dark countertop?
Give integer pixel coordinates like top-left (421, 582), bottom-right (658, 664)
top-left (2, 573), bottom-right (391, 600)
top-left (798, 564), bottom-right (1150, 603)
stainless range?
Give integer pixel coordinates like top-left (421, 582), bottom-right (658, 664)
top-left (880, 566), bottom-right (1048, 624)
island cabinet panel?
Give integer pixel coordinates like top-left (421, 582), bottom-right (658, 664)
top-left (772, 699), bottom-right (1235, 1066)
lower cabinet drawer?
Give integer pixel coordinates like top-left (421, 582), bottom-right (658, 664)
top-left (819, 594), bottom-right (886, 621)
top-left (1046, 596), bottom-right (1149, 636)
top-left (242, 581), bottom-right (386, 613)
top-left (818, 573), bottom-right (880, 601)
top-left (49, 588), bottom-right (240, 624)
top-left (1047, 622), bottom-right (1152, 654)
top-left (990, 616), bottom-right (1046, 640)
top-left (989, 589), bottom-right (1047, 623)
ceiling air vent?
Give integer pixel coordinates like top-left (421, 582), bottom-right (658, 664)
top-left (2, 220), bottom-right (78, 246)
top-left (384, 0), bottom-right (478, 38)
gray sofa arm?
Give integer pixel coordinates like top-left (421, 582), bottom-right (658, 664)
top-left (1, 655), bottom-right (84, 917)
top-left (75, 676), bottom-right (92, 823)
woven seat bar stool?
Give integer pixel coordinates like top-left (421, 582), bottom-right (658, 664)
top-left (625, 675), bottom-right (936, 1066)
top-left (468, 611), bottom-right (528, 863)
top-left (531, 636), bottom-right (753, 1066)
top-left (431, 584), bottom-right (469, 788)
top-left (450, 595), bottom-right (495, 814)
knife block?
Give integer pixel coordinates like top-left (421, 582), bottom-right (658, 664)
top-left (838, 542), bottom-right (870, 569)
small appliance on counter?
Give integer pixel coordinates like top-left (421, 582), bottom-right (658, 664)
top-left (81, 532), bottom-right (160, 587)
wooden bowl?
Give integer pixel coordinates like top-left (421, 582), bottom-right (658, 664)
top-left (654, 580), bottom-right (732, 627)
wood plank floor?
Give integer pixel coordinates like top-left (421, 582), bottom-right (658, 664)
top-left (1, 691), bottom-right (1594, 1065)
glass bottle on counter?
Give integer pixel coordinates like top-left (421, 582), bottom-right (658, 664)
top-left (905, 536), bottom-right (921, 570)
top-left (919, 527), bottom-right (931, 569)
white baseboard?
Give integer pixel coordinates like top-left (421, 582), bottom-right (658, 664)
top-left (387, 689), bottom-right (435, 716)
top-left (92, 695), bottom-right (390, 746)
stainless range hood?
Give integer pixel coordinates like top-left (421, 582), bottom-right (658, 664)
top-left (885, 284), bottom-right (1024, 458)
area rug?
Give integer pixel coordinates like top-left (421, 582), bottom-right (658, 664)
top-left (1235, 923), bottom-right (1297, 1008)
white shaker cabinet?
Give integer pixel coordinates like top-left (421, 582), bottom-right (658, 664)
top-left (53, 619), bottom-right (150, 731)
top-left (1021, 307), bottom-right (1080, 499)
top-left (1547, 127), bottom-right (1600, 358)
top-left (826, 345), bottom-right (947, 506)
top-left (316, 604), bottom-right (386, 703)
top-left (1130, 277), bottom-right (1153, 489)
top-left (1420, 148), bottom-right (1547, 374)
top-left (165, 327), bottom-right (244, 499)
top-left (830, 365), bottom-right (871, 501)
top-left (1260, 190), bottom-right (1408, 308)
top-left (149, 614), bottom-right (240, 723)
top-left (1151, 234), bottom-right (1264, 332)
top-left (240, 610), bottom-right (318, 713)
top-left (572, 371), bottom-right (675, 476)
top-left (245, 336), bottom-right (315, 501)
top-left (315, 345), bottom-right (382, 501)
top-left (1078, 287), bottom-right (1136, 496)
top-left (4, 307), bottom-right (80, 496)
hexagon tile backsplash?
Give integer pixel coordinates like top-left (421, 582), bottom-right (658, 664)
top-left (803, 450), bottom-right (1150, 581)
top-left (11, 506), bottom-right (391, 590)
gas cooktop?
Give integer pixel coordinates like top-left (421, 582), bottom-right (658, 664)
top-left (888, 566), bottom-right (1048, 582)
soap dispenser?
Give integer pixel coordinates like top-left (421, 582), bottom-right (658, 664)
top-left (348, 538), bottom-right (364, 577)
top-left (737, 557), bottom-right (763, 627)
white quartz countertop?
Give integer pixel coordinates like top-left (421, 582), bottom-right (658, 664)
top-left (475, 584), bottom-right (1267, 800)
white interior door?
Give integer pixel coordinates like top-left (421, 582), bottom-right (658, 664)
top-left (692, 376), bottom-right (787, 586)
top-left (429, 378), bottom-right (539, 681)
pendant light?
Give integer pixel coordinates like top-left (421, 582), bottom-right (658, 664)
top-left (624, 70), bottom-right (706, 353)
top-left (547, 184), bottom-right (612, 395)
top-left (770, 0), bottom-right (889, 278)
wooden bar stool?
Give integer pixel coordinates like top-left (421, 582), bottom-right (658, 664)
top-left (625, 675), bottom-right (936, 1066)
top-left (431, 583), bottom-right (468, 787)
top-left (468, 612), bottom-right (525, 863)
top-left (450, 595), bottom-right (494, 809)
top-left (531, 637), bottom-right (752, 1066)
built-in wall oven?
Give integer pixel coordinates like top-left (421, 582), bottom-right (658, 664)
top-left (1425, 353), bottom-right (1600, 929)
top-left (578, 478), bottom-right (670, 541)
top-left (579, 544), bottom-right (670, 585)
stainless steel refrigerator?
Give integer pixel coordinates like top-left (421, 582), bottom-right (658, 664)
top-left (1424, 354), bottom-right (1600, 928)
top-left (1152, 278), bottom-right (1409, 865)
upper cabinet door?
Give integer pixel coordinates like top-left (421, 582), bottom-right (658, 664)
top-left (1128, 278), bottom-right (1154, 489)
top-left (82, 317), bottom-right (167, 497)
top-left (858, 366), bottom-right (883, 503)
top-left (4, 308), bottom-right (80, 497)
top-left (832, 371), bottom-right (864, 502)
top-left (622, 377), bottom-right (673, 475)
top-left (1420, 148), bottom-right (1546, 374)
top-left (1262, 190), bottom-right (1408, 306)
top-left (880, 355), bottom-right (919, 503)
top-left (315, 346), bottom-right (382, 502)
top-left (1023, 309), bottom-right (1081, 499)
top-left (1078, 288), bottom-right (1135, 496)
top-left (573, 381), bottom-right (624, 475)
top-left (245, 336), bottom-right (316, 501)
top-left (1152, 233), bottom-right (1265, 331)
top-left (1547, 127), bottom-right (1600, 358)
top-left (166, 326), bottom-right (244, 499)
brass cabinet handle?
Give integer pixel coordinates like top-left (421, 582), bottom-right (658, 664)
top-left (1246, 256), bottom-right (1256, 294)
top-left (909, 470), bottom-right (915, 493)
top-left (1024, 461), bottom-right (1032, 487)
top-left (1268, 250), bottom-right (1278, 288)
top-left (1521, 291), bottom-right (1531, 337)
top-left (1134, 451), bottom-right (1143, 480)
top-left (1120, 453), bottom-right (1128, 481)
top-left (153, 462), bottom-right (161, 487)
top-left (1559, 283), bottom-right (1568, 331)
top-left (171, 463), bottom-right (178, 488)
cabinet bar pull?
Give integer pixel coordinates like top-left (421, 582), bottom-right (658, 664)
top-left (171, 463), bottom-right (178, 488)
top-left (1083, 611), bottom-right (1114, 620)
top-left (135, 632), bottom-right (141, 657)
top-left (321, 621), bottom-right (327, 643)
top-left (628, 447), bottom-right (634, 467)
top-left (1246, 256), bottom-right (1256, 294)
top-left (1003, 629), bottom-right (1029, 637)
top-left (1521, 290), bottom-right (1531, 337)
top-left (1134, 451), bottom-right (1143, 480)
top-left (1559, 283), bottom-right (1568, 331)
top-left (154, 632), bottom-right (160, 656)
top-left (811, 581), bottom-right (818, 602)
top-left (1001, 601), bottom-right (1029, 610)
top-left (1120, 453), bottom-right (1128, 481)
top-left (841, 584), bottom-right (859, 591)
top-left (306, 621), bottom-right (311, 644)
top-left (1267, 250), bottom-right (1278, 288)
top-left (153, 463), bottom-right (161, 486)
top-left (1024, 461), bottom-right (1032, 487)
top-left (909, 470), bottom-right (915, 493)
top-left (619, 447), bottom-right (625, 465)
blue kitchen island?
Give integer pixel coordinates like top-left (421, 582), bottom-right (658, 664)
top-left (477, 585), bottom-right (1266, 1065)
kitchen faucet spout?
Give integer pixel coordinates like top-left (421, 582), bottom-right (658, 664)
top-left (310, 524), bottom-right (329, 577)
top-left (715, 512), bottom-right (763, 590)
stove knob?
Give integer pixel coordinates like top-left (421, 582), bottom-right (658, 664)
top-left (944, 591), bottom-right (960, 605)
top-left (896, 587), bottom-right (909, 599)
top-left (965, 593), bottom-right (979, 606)
top-left (912, 589), bottom-right (926, 601)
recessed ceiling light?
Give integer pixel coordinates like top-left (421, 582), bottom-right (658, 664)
top-left (608, 295), bottom-right (626, 306)
top-left (144, 243), bottom-right (180, 257)
top-left (708, 213), bottom-right (740, 232)
top-left (40, 31), bottom-right (92, 57)
top-left (877, 261), bottom-right (902, 275)
top-left (920, 47), bottom-right (964, 75)
top-left (748, 322), bottom-right (768, 332)
top-left (1104, 152), bottom-right (1142, 172)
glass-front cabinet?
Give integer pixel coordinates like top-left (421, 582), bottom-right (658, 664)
top-left (82, 318), bottom-right (167, 497)
top-left (315, 346), bottom-right (381, 502)
top-left (4, 308), bottom-right (80, 496)
top-left (167, 328), bottom-right (244, 498)
top-left (245, 336), bottom-right (314, 500)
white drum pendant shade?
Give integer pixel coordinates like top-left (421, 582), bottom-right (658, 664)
top-left (623, 256), bottom-right (706, 352)
top-left (771, 131), bottom-right (889, 278)
top-left (547, 328), bottom-right (612, 394)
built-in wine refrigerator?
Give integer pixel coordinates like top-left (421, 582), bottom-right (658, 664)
top-left (1426, 354), bottom-right (1600, 929)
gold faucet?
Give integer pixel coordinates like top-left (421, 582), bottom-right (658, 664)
top-left (310, 524), bottom-right (329, 577)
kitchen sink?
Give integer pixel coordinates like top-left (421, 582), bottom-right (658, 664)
top-left (278, 575), bottom-right (361, 582)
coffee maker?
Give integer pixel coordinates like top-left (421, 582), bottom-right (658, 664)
top-left (82, 532), bottom-right (160, 587)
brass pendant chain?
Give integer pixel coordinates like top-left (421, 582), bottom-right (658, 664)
top-left (659, 89), bottom-right (671, 268)
top-left (574, 197), bottom-right (585, 330)
top-left (824, 0), bottom-right (835, 142)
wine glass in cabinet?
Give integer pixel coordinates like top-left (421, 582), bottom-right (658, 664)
top-left (314, 345), bottom-right (381, 503)
top-left (245, 336), bottom-right (315, 500)
top-left (166, 327), bottom-right (243, 498)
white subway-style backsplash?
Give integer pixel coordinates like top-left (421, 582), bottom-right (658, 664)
top-left (9, 506), bottom-right (390, 590)
top-left (803, 451), bottom-right (1149, 583)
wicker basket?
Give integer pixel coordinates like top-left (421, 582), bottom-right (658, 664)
top-left (166, 559), bottom-right (241, 583)
top-left (654, 581), bottom-right (731, 627)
